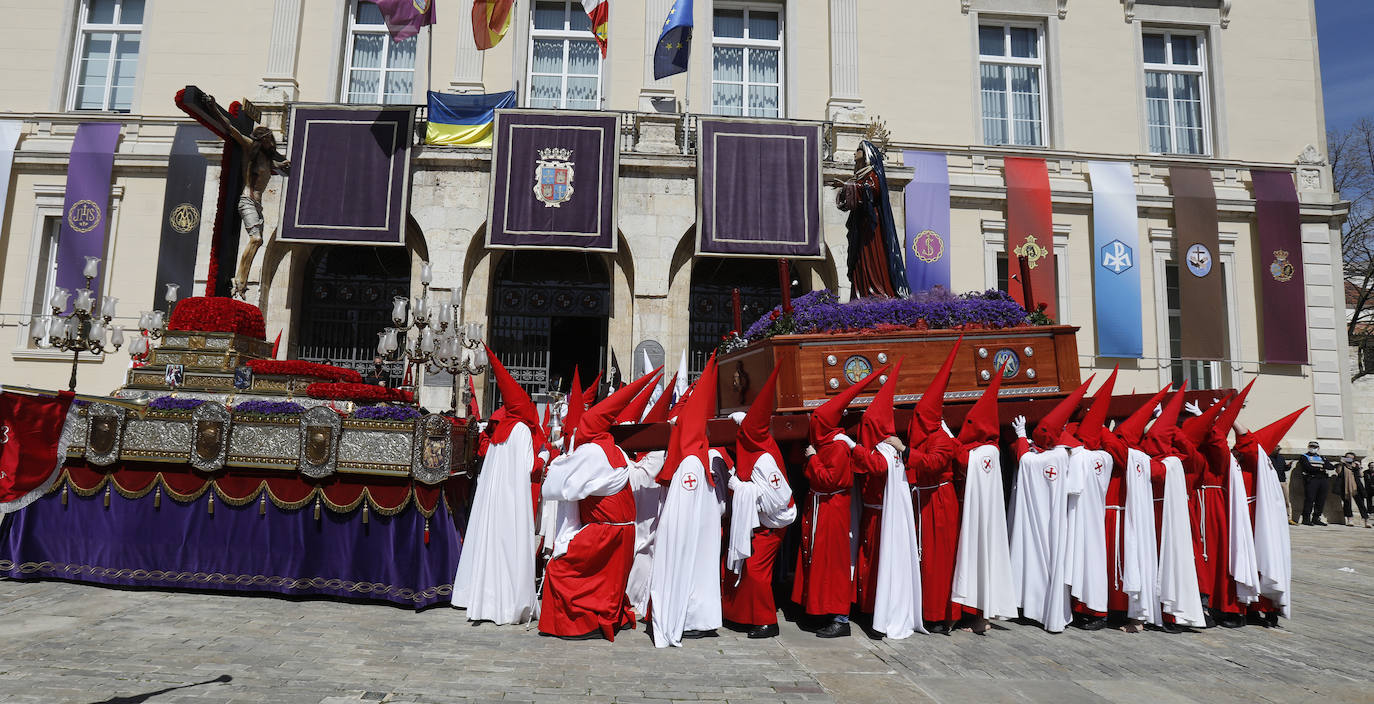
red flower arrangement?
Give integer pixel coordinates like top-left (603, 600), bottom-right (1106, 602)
top-left (247, 359), bottom-right (364, 383)
top-left (168, 297), bottom-right (267, 340)
top-left (305, 382), bottom-right (414, 404)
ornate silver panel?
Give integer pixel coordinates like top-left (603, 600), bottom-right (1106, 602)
top-left (227, 422), bottom-right (298, 467)
top-left (189, 402), bottom-right (231, 473)
top-left (410, 414), bottom-right (453, 485)
top-left (339, 429), bottom-right (411, 467)
top-left (123, 418), bottom-right (192, 455)
top-left (85, 403), bottom-right (126, 466)
top-left (298, 406), bottom-right (341, 479)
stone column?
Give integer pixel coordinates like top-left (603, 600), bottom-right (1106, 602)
top-left (825, 0), bottom-right (865, 123)
top-left (639, 0), bottom-right (678, 112)
top-left (259, 0), bottom-right (306, 103)
top-left (450, 5), bottom-right (485, 93)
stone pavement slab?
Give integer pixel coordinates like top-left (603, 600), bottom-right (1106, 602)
top-left (0, 523), bottom-right (1371, 704)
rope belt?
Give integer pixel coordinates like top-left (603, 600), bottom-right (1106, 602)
top-left (1197, 485), bottom-right (1224, 562)
top-left (591, 520), bottom-right (634, 526)
top-left (808, 488), bottom-right (846, 563)
top-left (1106, 505), bottom-right (1125, 590)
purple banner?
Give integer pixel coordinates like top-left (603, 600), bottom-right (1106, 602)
top-left (280, 105), bottom-right (415, 245)
top-left (697, 118), bottom-right (822, 257)
top-left (487, 110), bottom-right (618, 251)
top-left (1, 484), bottom-right (462, 610)
top-left (902, 150), bottom-right (951, 292)
top-left (1253, 169), bottom-right (1308, 365)
top-left (56, 123), bottom-right (121, 305)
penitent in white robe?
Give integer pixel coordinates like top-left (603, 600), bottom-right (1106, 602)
top-left (626, 451), bottom-right (667, 616)
top-left (1228, 455), bottom-right (1261, 605)
top-left (870, 443), bottom-right (927, 639)
top-left (1251, 448), bottom-right (1292, 617)
top-left (1068, 447), bottom-right (1111, 615)
top-left (452, 422), bottom-right (539, 624)
top-left (649, 453), bottom-right (726, 648)
top-left (1156, 456), bottom-right (1206, 627)
top-left (1121, 449), bottom-right (1160, 624)
top-left (951, 444), bottom-right (1018, 620)
top-left (726, 453), bottom-right (796, 575)
top-left (1009, 446), bottom-right (1079, 633)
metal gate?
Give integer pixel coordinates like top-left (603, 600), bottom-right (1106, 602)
top-left (296, 245), bottom-right (411, 384)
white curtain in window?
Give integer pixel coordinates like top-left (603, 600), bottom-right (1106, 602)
top-left (568, 40), bottom-right (598, 76)
top-left (1008, 65), bottom-right (1041, 146)
top-left (713, 46), bottom-right (744, 115)
top-left (75, 33), bottom-right (114, 110)
top-left (1144, 71), bottom-right (1171, 152)
top-left (980, 63), bottom-right (1008, 146)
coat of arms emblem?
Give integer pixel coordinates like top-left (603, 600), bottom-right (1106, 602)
top-left (533, 147), bottom-right (575, 208)
top-left (1270, 249), bottom-right (1295, 282)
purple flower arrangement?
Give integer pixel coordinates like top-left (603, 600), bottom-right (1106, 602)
top-left (352, 405), bottom-right (422, 421)
top-left (233, 400), bottom-right (306, 416)
top-left (148, 396), bottom-right (206, 412)
top-left (743, 287), bottom-right (1033, 343)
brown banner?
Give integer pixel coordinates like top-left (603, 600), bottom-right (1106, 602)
top-left (1170, 166), bottom-right (1225, 360)
top-left (1252, 169), bottom-right (1308, 365)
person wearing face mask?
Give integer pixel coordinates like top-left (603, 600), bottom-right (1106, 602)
top-left (362, 356), bottom-right (389, 387)
top-left (1295, 441), bottom-right (1332, 526)
top-left (1336, 452), bottom-right (1369, 528)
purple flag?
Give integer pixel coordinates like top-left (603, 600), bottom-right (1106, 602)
top-left (697, 119), bottom-right (822, 257)
top-left (902, 150), bottom-right (951, 292)
top-left (56, 123), bottom-right (121, 309)
top-left (373, 0), bottom-right (436, 40)
top-left (1253, 169), bottom-right (1308, 365)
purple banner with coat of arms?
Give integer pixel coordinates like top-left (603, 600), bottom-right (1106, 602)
top-left (56, 123), bottom-right (121, 309)
top-left (279, 105), bottom-right (415, 246)
top-left (697, 118), bottom-right (822, 258)
top-left (1253, 169), bottom-right (1308, 365)
top-left (487, 110), bottom-right (619, 252)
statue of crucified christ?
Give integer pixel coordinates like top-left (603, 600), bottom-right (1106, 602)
top-left (208, 115), bottom-right (290, 299)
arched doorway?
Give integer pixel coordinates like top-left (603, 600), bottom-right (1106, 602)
top-left (296, 245), bottom-right (411, 380)
top-left (688, 257), bottom-right (809, 375)
top-left (489, 250), bottom-right (610, 411)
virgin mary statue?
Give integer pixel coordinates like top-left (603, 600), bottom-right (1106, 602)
top-left (833, 140), bottom-right (908, 299)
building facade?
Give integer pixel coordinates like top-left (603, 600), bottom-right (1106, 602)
top-left (0, 0), bottom-right (1355, 450)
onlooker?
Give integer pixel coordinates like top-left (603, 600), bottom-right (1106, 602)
top-left (1366, 461), bottom-right (1374, 518)
top-left (1337, 452), bottom-right (1370, 528)
top-left (1270, 447), bottom-right (1296, 526)
top-left (1296, 441), bottom-right (1332, 526)
top-left (363, 356), bottom-right (390, 387)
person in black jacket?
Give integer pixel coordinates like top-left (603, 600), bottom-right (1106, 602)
top-left (1296, 441), bottom-right (1333, 526)
top-left (1366, 461), bottom-right (1374, 518)
top-left (1270, 447), bottom-right (1296, 526)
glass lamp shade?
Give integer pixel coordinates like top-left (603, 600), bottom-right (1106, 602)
top-left (420, 327), bottom-right (436, 354)
top-left (82, 256), bottom-right (100, 279)
top-left (50, 287), bottom-right (71, 311)
top-left (88, 321), bottom-right (106, 344)
top-left (110, 325), bottom-right (125, 348)
top-left (391, 297), bottom-right (408, 326)
top-left (100, 295), bottom-right (118, 319)
top-left (65, 317), bottom-right (79, 340)
top-left (151, 310), bottom-right (165, 330)
top-left (73, 289), bottom-right (94, 314)
top-left (420, 261), bottom-right (433, 286)
top-left (437, 302), bottom-right (453, 326)
top-left (164, 283), bottom-right (179, 304)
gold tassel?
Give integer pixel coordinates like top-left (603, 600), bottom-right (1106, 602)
top-left (362, 503), bottom-right (369, 525)
top-left (314, 497), bottom-right (321, 521)
top-left (207, 492), bottom-right (215, 515)
top-left (259, 493), bottom-right (266, 516)
top-left (103, 485), bottom-right (110, 508)
top-left (62, 484), bottom-right (69, 506)
top-left (154, 486), bottom-right (161, 509)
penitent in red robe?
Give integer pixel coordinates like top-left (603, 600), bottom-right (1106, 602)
top-left (1193, 430), bottom-right (1241, 614)
top-left (538, 486), bottom-right (637, 640)
top-left (908, 432), bottom-right (962, 623)
top-left (722, 527), bottom-right (786, 625)
top-left (792, 437), bottom-right (857, 616)
top-left (1097, 431), bottom-right (1133, 613)
top-left (852, 443), bottom-right (887, 614)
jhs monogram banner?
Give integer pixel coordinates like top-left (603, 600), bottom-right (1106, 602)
top-left (56, 123), bottom-right (121, 309)
top-left (487, 110), bottom-right (619, 252)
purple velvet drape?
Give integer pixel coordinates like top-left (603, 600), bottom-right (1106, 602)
top-left (0, 487), bottom-right (462, 609)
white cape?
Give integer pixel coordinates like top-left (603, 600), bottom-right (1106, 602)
top-left (1008, 446), bottom-right (1078, 632)
top-left (649, 454), bottom-right (725, 647)
top-left (542, 442), bottom-right (632, 559)
top-left (1156, 456), bottom-right (1206, 627)
top-left (1228, 455), bottom-right (1261, 605)
top-left (951, 444), bottom-right (1018, 620)
top-left (1068, 447), bottom-right (1110, 614)
top-left (626, 451), bottom-right (667, 615)
top-left (1121, 449), bottom-right (1160, 624)
top-left (452, 422), bottom-right (539, 624)
top-left (871, 443), bottom-right (927, 639)
top-left (726, 453), bottom-right (795, 575)
top-left (1252, 448), bottom-right (1292, 617)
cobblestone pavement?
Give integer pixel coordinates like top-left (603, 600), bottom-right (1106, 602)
top-left (1, 524), bottom-right (1371, 704)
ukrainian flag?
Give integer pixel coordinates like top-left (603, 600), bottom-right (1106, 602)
top-left (425, 90), bottom-right (516, 147)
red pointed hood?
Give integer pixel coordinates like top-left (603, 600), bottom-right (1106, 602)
top-left (562, 368), bottom-right (584, 451)
top-left (735, 366), bottom-right (782, 481)
top-left (957, 359), bottom-right (1006, 448)
top-left (1214, 378), bottom-right (1255, 441)
top-left (809, 362), bottom-right (891, 445)
top-left (641, 373), bottom-right (677, 424)
top-left (576, 371), bottom-right (658, 451)
top-left (1142, 380), bottom-right (1187, 456)
top-left (860, 359), bottom-right (903, 449)
top-left (1032, 374), bottom-right (1094, 448)
top-left (660, 355), bottom-right (717, 483)
top-left (1181, 391), bottom-right (1230, 446)
top-left (1116, 385), bottom-right (1171, 446)
top-left (909, 338), bottom-right (961, 447)
top-left (614, 369), bottom-right (663, 424)
top-left (1076, 366), bottom-right (1118, 449)
top-left (485, 346), bottom-right (540, 444)
top-left (1249, 406), bottom-right (1308, 455)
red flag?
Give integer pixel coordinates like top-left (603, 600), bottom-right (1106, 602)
top-left (473, 0), bottom-right (514, 50)
top-left (1005, 157), bottom-right (1057, 320)
top-left (581, 0), bottom-right (609, 57)
top-left (0, 391), bottom-right (76, 511)
top-left (271, 330), bottom-right (283, 359)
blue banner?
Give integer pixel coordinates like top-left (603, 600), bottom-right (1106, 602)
top-left (902, 150), bottom-right (951, 292)
top-left (1088, 161), bottom-right (1143, 358)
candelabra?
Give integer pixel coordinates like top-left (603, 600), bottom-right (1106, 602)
top-left (376, 262), bottom-right (489, 414)
top-left (32, 256), bottom-right (124, 392)
top-left (128, 283), bottom-right (182, 360)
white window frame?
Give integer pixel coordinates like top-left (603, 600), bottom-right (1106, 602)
top-left (1141, 28), bottom-right (1212, 156)
top-left (710, 2), bottom-right (786, 119)
top-left (976, 20), bottom-right (1048, 148)
top-left (66, 0), bottom-right (144, 112)
top-left (341, 0), bottom-right (417, 105)
top-left (526, 0), bottom-right (604, 110)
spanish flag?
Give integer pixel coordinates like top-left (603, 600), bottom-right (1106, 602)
top-left (472, 0), bottom-right (514, 50)
top-left (425, 90), bottom-right (516, 147)
top-left (581, 0), bottom-right (609, 57)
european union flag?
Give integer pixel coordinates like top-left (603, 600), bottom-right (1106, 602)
top-left (653, 0), bottom-right (693, 80)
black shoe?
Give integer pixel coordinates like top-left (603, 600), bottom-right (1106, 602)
top-left (1219, 614), bottom-right (1245, 629)
top-left (1160, 622), bottom-right (1182, 634)
top-left (1078, 616), bottom-right (1109, 631)
top-left (544, 629), bottom-right (602, 641)
top-left (1301, 520), bottom-right (1313, 526)
top-left (927, 621), bottom-right (950, 635)
top-left (1265, 612), bottom-right (1280, 629)
top-left (1314, 520), bottom-right (1329, 526)
top-left (681, 629), bottom-right (718, 639)
top-left (747, 623), bottom-right (780, 639)
top-left (816, 621), bottom-right (851, 638)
